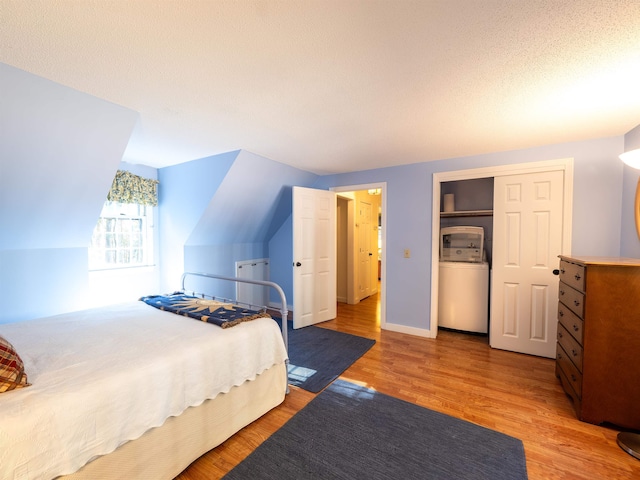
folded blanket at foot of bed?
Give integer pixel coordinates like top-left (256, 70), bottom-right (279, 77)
top-left (140, 293), bottom-right (270, 328)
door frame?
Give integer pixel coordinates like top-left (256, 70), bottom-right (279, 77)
top-left (336, 192), bottom-right (357, 305)
top-left (332, 183), bottom-right (387, 329)
top-left (430, 159), bottom-right (573, 339)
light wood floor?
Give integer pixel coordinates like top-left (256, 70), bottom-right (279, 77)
top-left (177, 291), bottom-right (640, 479)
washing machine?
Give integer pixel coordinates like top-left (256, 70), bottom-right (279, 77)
top-left (438, 226), bottom-right (489, 333)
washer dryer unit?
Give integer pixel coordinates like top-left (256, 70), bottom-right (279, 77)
top-left (438, 226), bottom-right (489, 334)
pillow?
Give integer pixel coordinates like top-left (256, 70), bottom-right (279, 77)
top-left (0, 335), bottom-right (30, 393)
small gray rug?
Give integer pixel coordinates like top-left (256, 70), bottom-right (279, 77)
top-left (275, 318), bottom-right (375, 393)
top-left (224, 379), bottom-right (528, 479)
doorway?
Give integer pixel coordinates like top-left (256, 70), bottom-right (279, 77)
top-left (332, 183), bottom-right (387, 329)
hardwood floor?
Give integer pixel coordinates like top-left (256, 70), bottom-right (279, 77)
top-left (176, 291), bottom-right (640, 479)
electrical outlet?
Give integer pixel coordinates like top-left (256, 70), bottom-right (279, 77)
top-left (403, 248), bottom-right (411, 258)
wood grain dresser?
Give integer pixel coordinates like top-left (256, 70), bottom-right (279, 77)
top-left (555, 255), bottom-right (640, 429)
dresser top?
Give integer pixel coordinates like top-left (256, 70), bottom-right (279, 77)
top-left (559, 255), bottom-right (640, 267)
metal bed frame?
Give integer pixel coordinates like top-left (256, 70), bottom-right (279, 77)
top-left (181, 271), bottom-right (289, 379)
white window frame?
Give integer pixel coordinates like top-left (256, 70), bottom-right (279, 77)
top-left (89, 201), bottom-right (155, 271)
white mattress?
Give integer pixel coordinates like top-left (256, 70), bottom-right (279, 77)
top-left (0, 302), bottom-right (288, 480)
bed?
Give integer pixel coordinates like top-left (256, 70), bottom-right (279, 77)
top-left (0, 272), bottom-right (289, 480)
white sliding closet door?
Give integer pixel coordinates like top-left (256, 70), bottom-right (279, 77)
top-left (490, 170), bottom-right (564, 358)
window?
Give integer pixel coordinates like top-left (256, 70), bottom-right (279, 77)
top-left (89, 169), bottom-right (159, 271)
top-left (89, 202), bottom-right (155, 270)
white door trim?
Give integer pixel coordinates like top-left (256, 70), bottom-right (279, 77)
top-left (430, 158), bottom-right (574, 339)
top-left (332, 183), bottom-right (387, 329)
top-left (336, 192), bottom-right (357, 304)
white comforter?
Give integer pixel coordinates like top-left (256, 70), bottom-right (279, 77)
top-left (0, 302), bottom-right (288, 480)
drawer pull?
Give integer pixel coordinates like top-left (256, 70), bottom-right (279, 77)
top-left (561, 268), bottom-right (565, 274)
top-left (574, 273), bottom-right (581, 281)
top-left (574, 300), bottom-right (580, 307)
top-left (573, 324), bottom-right (579, 332)
top-left (571, 349), bottom-right (578, 357)
top-left (560, 289), bottom-right (565, 296)
top-left (558, 331), bottom-right (563, 338)
top-left (571, 374), bottom-right (577, 382)
top-left (557, 352), bottom-right (563, 360)
top-left (559, 310), bottom-right (564, 317)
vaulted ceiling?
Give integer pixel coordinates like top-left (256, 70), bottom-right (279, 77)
top-left (1, 1), bottom-right (639, 174)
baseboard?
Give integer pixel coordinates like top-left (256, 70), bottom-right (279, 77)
top-left (382, 322), bottom-right (434, 338)
top-left (267, 301), bottom-right (293, 316)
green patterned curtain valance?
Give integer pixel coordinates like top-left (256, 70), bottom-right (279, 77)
top-left (107, 170), bottom-right (159, 206)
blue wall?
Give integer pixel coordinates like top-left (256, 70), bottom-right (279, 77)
top-left (159, 150), bottom-right (317, 300)
top-left (268, 215), bottom-right (294, 307)
top-left (621, 165), bottom-right (640, 258)
top-left (158, 150), bottom-right (238, 292)
top-left (311, 136), bottom-right (630, 332)
top-left (0, 64), bottom-right (138, 323)
top-left (621, 125), bottom-right (640, 258)
top-left (2, 63), bottom-right (638, 331)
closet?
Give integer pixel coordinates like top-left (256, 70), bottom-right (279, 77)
top-left (432, 159), bottom-right (573, 358)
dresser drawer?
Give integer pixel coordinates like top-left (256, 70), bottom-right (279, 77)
top-left (557, 323), bottom-right (583, 372)
top-left (558, 302), bottom-right (584, 344)
top-left (558, 282), bottom-right (584, 318)
top-left (559, 260), bottom-right (586, 292)
top-left (556, 363), bottom-right (582, 414)
top-left (556, 343), bottom-right (583, 397)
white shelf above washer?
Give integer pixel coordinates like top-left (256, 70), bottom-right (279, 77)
top-left (440, 210), bottom-right (493, 218)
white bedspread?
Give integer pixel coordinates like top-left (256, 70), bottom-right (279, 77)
top-left (0, 302), bottom-right (288, 480)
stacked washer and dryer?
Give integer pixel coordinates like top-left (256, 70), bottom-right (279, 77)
top-left (438, 226), bottom-right (489, 334)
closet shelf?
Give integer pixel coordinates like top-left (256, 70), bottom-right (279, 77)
top-left (440, 210), bottom-right (493, 218)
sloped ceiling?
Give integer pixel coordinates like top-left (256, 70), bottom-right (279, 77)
top-left (0, 63), bottom-right (138, 250)
top-left (1, 1), bottom-right (639, 175)
top-left (186, 150), bottom-right (317, 246)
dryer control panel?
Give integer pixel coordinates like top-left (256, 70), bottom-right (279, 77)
top-left (440, 226), bottom-right (484, 263)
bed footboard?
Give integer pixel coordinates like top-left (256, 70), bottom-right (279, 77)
top-left (181, 271), bottom-right (289, 368)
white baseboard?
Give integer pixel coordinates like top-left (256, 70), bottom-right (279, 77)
top-left (382, 322), bottom-right (434, 338)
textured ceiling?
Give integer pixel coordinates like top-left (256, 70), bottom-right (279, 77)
top-left (1, 0), bottom-right (639, 174)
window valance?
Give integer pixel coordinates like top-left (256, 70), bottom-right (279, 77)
top-left (107, 170), bottom-right (159, 206)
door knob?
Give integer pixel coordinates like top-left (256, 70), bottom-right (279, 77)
top-left (293, 262), bottom-right (302, 267)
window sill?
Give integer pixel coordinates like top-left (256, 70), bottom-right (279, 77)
top-left (89, 264), bottom-right (156, 273)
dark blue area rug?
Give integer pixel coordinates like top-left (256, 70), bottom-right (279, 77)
top-left (275, 318), bottom-right (375, 393)
top-left (224, 379), bottom-right (528, 480)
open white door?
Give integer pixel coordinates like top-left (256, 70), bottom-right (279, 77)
top-left (490, 170), bottom-right (564, 358)
top-left (293, 186), bottom-right (337, 329)
top-left (358, 200), bottom-right (373, 300)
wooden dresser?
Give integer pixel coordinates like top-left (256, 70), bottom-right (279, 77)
top-left (555, 256), bottom-right (640, 429)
